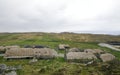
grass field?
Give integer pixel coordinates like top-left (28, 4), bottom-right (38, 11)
top-left (0, 33), bottom-right (120, 75)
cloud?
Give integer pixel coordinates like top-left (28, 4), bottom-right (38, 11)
top-left (0, 0), bottom-right (120, 34)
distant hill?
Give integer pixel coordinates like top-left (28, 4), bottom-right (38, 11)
top-left (0, 32), bottom-right (120, 43)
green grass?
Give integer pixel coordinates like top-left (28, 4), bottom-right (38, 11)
top-left (0, 57), bottom-right (88, 75)
top-left (0, 33), bottom-right (120, 75)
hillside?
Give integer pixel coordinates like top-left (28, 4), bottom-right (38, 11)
top-left (0, 32), bottom-right (120, 75)
top-left (0, 32), bottom-right (120, 46)
top-left (1, 32), bottom-right (120, 58)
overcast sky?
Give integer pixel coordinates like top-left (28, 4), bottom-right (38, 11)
top-left (0, 0), bottom-right (120, 35)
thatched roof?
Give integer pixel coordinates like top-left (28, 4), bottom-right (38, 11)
top-left (84, 49), bottom-right (104, 54)
top-left (66, 52), bottom-right (97, 60)
top-left (58, 44), bottom-right (70, 50)
top-left (0, 46), bottom-right (20, 51)
top-left (100, 53), bottom-right (115, 62)
top-left (4, 48), bottom-right (34, 59)
top-left (69, 48), bottom-right (80, 52)
top-left (4, 48), bottom-right (57, 59)
top-left (5, 46), bottom-right (20, 49)
top-left (0, 46), bottom-right (5, 51)
top-left (33, 48), bottom-right (57, 59)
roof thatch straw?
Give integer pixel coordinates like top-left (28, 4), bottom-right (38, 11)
top-left (4, 48), bottom-right (57, 59)
top-left (5, 46), bottom-right (20, 49)
top-left (0, 46), bottom-right (5, 51)
top-left (0, 46), bottom-right (20, 51)
top-left (4, 48), bottom-right (34, 59)
top-left (33, 48), bottom-right (57, 59)
top-left (58, 44), bottom-right (70, 50)
top-left (69, 48), bottom-right (80, 52)
top-left (100, 53), bottom-right (115, 62)
top-left (84, 49), bottom-right (104, 54)
top-left (66, 52), bottom-right (97, 60)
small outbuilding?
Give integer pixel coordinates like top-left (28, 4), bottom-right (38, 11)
top-left (100, 53), bottom-right (115, 62)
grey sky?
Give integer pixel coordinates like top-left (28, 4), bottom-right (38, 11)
top-left (0, 0), bottom-right (120, 34)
